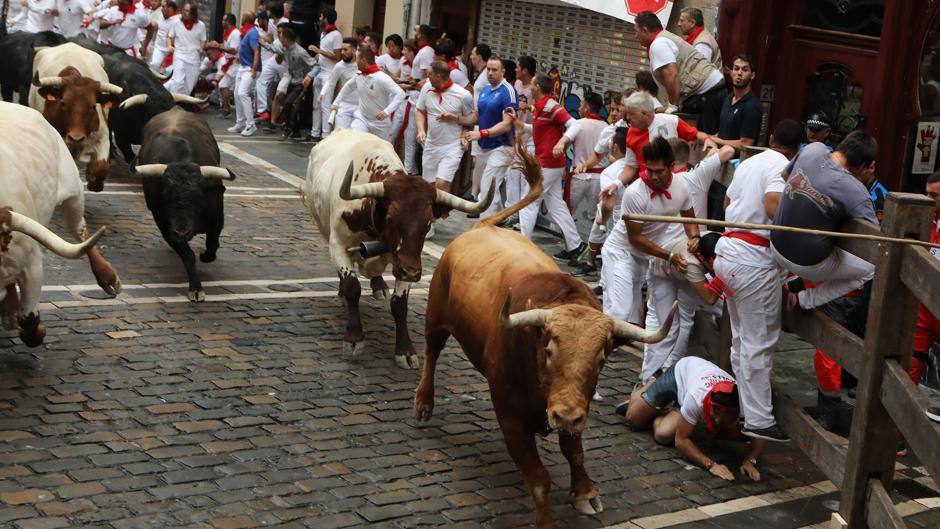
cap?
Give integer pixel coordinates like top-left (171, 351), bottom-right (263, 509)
top-left (805, 111), bottom-right (831, 130)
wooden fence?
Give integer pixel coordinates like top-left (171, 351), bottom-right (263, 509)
top-left (703, 192), bottom-right (940, 528)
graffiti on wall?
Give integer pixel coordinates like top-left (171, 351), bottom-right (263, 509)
top-left (539, 60), bottom-right (620, 122)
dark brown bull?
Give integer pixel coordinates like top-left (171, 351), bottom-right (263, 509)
top-left (414, 145), bottom-right (677, 528)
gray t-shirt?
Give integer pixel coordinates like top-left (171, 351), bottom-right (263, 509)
top-left (771, 142), bottom-right (877, 266)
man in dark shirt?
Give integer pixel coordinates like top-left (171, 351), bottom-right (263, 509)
top-left (706, 54), bottom-right (763, 150)
top-left (771, 131), bottom-right (879, 310)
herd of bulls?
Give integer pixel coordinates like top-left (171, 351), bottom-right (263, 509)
top-left (1, 25), bottom-right (679, 529)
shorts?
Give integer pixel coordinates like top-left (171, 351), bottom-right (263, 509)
top-left (276, 75), bottom-right (290, 94)
top-left (641, 365), bottom-right (678, 411)
top-left (422, 146), bottom-right (463, 183)
top-left (218, 71), bottom-right (235, 90)
top-left (914, 305), bottom-right (940, 352)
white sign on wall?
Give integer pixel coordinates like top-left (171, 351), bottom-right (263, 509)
top-left (913, 122), bottom-right (940, 174)
top-left (559, 0), bottom-right (675, 25)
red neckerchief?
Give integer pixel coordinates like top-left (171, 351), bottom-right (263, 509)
top-left (685, 26), bottom-right (705, 45)
top-left (182, 18), bottom-right (195, 30)
top-left (644, 30), bottom-right (662, 50)
top-left (403, 59), bottom-right (413, 67)
top-left (582, 112), bottom-right (602, 120)
top-left (118, 2), bottom-right (136, 21)
top-left (321, 24), bottom-right (337, 35)
top-left (448, 58), bottom-right (458, 71)
top-left (533, 94), bottom-right (553, 118)
top-left (223, 26), bottom-right (235, 41)
top-left (431, 78), bottom-right (453, 101)
top-left (239, 23), bottom-right (254, 37)
top-left (639, 169), bottom-right (672, 200)
top-left (359, 64), bottom-right (380, 75)
top-left (417, 40), bottom-right (432, 51)
top-left (702, 381), bottom-right (736, 437)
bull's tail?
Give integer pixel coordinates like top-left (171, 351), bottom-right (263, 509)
top-left (473, 135), bottom-right (544, 229)
top-left (1, 0), bottom-right (8, 39)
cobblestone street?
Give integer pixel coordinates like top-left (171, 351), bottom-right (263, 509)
top-left (1, 114), bottom-right (938, 529)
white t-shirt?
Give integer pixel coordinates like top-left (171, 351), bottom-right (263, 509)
top-left (449, 68), bottom-right (470, 89)
top-left (336, 71), bottom-right (406, 122)
top-left (167, 19), bottom-right (206, 64)
top-left (673, 356), bottom-right (735, 426)
top-left (594, 119), bottom-right (628, 156)
top-left (571, 118), bottom-right (609, 177)
top-left (714, 149), bottom-right (789, 268)
top-left (693, 42), bottom-right (713, 63)
top-left (600, 157), bottom-right (629, 228)
top-left (102, 5), bottom-right (152, 50)
top-left (317, 29), bottom-right (342, 72)
top-left (514, 80), bottom-right (535, 124)
top-left (377, 54), bottom-right (402, 78)
top-left (55, 0), bottom-right (89, 37)
top-left (412, 45), bottom-right (435, 82)
top-left (320, 60), bottom-right (357, 101)
top-left (223, 26), bottom-right (241, 55)
top-left (649, 36), bottom-right (723, 95)
top-left (153, 12), bottom-right (179, 52)
top-left (676, 154), bottom-right (724, 231)
top-left (622, 175), bottom-right (692, 257)
top-left (472, 69), bottom-right (489, 108)
top-left (26, 0), bottom-right (57, 32)
top-left (416, 82), bottom-right (473, 150)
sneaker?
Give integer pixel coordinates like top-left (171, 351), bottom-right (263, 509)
top-left (255, 111), bottom-right (270, 121)
top-left (592, 390), bottom-right (603, 402)
top-left (615, 400), bottom-right (629, 416)
top-left (553, 247), bottom-right (576, 262)
top-left (572, 262), bottom-right (597, 277)
top-left (262, 123), bottom-right (279, 134)
top-left (305, 135), bottom-right (321, 142)
top-left (742, 424), bottom-right (790, 442)
top-left (927, 405), bottom-right (940, 423)
top-left (285, 130), bottom-right (303, 140)
top-left (567, 242), bottom-right (589, 267)
top-left (221, 110), bottom-right (232, 119)
top-left (501, 214), bottom-right (519, 228)
top-left (593, 285), bottom-right (603, 296)
top-left (240, 124), bottom-right (257, 136)
top-left (815, 390), bottom-right (842, 432)
top-left (227, 124), bottom-right (244, 133)
top-left (896, 440), bottom-right (908, 457)
top-left (425, 225), bottom-right (435, 240)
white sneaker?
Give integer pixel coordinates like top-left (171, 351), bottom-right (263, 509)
top-left (240, 125), bottom-right (257, 136)
top-left (425, 225), bottom-right (435, 240)
top-left (592, 390), bottom-right (603, 402)
top-left (227, 124), bottom-right (244, 133)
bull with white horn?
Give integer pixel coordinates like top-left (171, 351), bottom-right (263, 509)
top-left (303, 129), bottom-right (494, 368)
top-left (0, 102), bottom-right (121, 346)
top-left (135, 108), bottom-right (235, 302)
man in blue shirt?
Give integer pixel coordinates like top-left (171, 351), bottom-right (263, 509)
top-left (461, 56), bottom-right (518, 218)
top-left (230, 12), bottom-right (265, 136)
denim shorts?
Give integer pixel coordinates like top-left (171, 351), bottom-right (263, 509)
top-left (641, 365), bottom-right (678, 411)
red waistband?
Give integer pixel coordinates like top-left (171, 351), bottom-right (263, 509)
top-left (724, 231), bottom-right (769, 247)
top-left (585, 167), bottom-right (604, 173)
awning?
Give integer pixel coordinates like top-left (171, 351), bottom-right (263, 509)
top-left (559, 0), bottom-right (674, 25)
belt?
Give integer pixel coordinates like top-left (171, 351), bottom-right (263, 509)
top-left (724, 231), bottom-right (769, 247)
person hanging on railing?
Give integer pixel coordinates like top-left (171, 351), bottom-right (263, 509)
top-left (919, 171), bottom-right (940, 425)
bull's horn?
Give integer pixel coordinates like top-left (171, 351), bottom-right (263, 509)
top-left (434, 180), bottom-right (494, 213)
top-left (200, 166), bottom-right (235, 180)
top-left (338, 162), bottom-right (384, 200)
top-left (119, 94), bottom-right (148, 110)
top-left (172, 93), bottom-right (208, 104)
top-left (499, 293), bottom-right (552, 329)
top-left (150, 68), bottom-right (170, 80)
top-left (34, 75), bottom-right (64, 87)
top-left (612, 301), bottom-right (678, 343)
top-left (133, 164), bottom-right (168, 177)
top-left (8, 211), bottom-right (105, 259)
top-left (99, 83), bottom-right (123, 95)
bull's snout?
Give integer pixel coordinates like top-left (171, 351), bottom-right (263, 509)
top-left (66, 133), bottom-right (86, 143)
top-left (397, 266), bottom-right (421, 282)
top-left (548, 405), bottom-right (587, 433)
top-left (170, 228), bottom-right (193, 242)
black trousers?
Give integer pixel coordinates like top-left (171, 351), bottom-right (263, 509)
top-left (680, 81), bottom-right (727, 135)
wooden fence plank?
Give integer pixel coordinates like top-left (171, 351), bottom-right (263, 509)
top-left (772, 382), bottom-right (847, 487)
top-left (880, 361), bottom-right (940, 487)
top-left (899, 245), bottom-right (940, 318)
top-left (840, 192), bottom-right (934, 529)
top-left (837, 219), bottom-right (883, 264)
top-left (782, 309), bottom-right (864, 378)
top-left (864, 480), bottom-right (906, 529)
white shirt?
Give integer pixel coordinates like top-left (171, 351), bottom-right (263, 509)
top-left (449, 68), bottom-right (470, 89)
top-left (317, 28), bottom-right (342, 72)
top-left (674, 356), bottom-right (736, 426)
top-left (412, 45), bottom-right (435, 82)
top-left (102, 5), bottom-right (151, 49)
top-left (168, 19), bottom-right (205, 64)
top-left (153, 12), bottom-right (178, 51)
top-left (693, 42), bottom-right (713, 63)
top-left (26, 0), bottom-right (57, 32)
top-left (472, 69), bottom-right (489, 108)
top-left (416, 82), bottom-right (473, 150)
top-left (320, 60), bottom-right (357, 101)
top-left (55, 0), bottom-right (89, 37)
top-left (223, 26), bottom-right (241, 55)
top-left (336, 70), bottom-right (406, 122)
top-left (377, 54), bottom-right (402, 78)
top-left (676, 154), bottom-right (724, 232)
top-left (594, 118), bottom-right (629, 156)
top-left (622, 174), bottom-right (692, 257)
top-left (648, 36), bottom-right (723, 95)
top-left (715, 149), bottom-right (789, 268)
top-left (600, 157), bottom-right (628, 226)
top-left (571, 118), bottom-right (609, 178)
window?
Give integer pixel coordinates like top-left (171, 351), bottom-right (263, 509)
top-left (798, 0), bottom-right (884, 38)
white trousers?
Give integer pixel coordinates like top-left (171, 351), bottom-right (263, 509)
top-left (164, 60), bottom-right (199, 95)
top-left (771, 245), bottom-right (875, 310)
top-left (351, 111), bottom-right (391, 141)
top-left (388, 101), bottom-right (406, 143)
top-left (403, 102), bottom-right (419, 175)
top-left (255, 58), bottom-right (286, 114)
top-left (333, 102), bottom-right (357, 130)
top-left (477, 146), bottom-right (513, 218)
top-left (311, 71), bottom-right (331, 138)
top-left (715, 257), bottom-right (783, 430)
top-left (520, 167), bottom-right (582, 251)
top-left (234, 65), bottom-right (255, 129)
top-left (640, 272), bottom-right (699, 381)
top-left (600, 247), bottom-right (647, 325)
top-left (149, 48), bottom-right (169, 71)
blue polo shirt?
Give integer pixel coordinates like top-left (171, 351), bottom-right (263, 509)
top-left (477, 80), bottom-right (517, 149)
top-left (717, 90), bottom-right (762, 141)
top-left (238, 26), bottom-right (261, 68)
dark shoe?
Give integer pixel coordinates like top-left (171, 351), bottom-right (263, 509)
top-left (927, 406), bottom-right (940, 423)
top-left (593, 285), bottom-right (603, 296)
top-left (896, 440), bottom-right (908, 457)
top-left (615, 400), bottom-right (629, 416)
top-left (567, 242), bottom-right (589, 267)
top-left (572, 262), bottom-right (597, 277)
top-left (262, 123), bottom-right (280, 134)
top-left (553, 247), bottom-right (575, 262)
top-left (742, 424), bottom-right (790, 442)
top-left (847, 388), bottom-right (857, 399)
top-left (816, 390), bottom-right (842, 432)
top-left (303, 134), bottom-right (320, 142)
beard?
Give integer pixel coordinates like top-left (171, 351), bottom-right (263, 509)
top-left (732, 79), bottom-right (750, 89)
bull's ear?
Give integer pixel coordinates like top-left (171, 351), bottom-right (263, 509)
top-left (38, 86), bottom-right (63, 102)
top-left (431, 205), bottom-right (449, 220)
top-left (97, 92), bottom-right (121, 109)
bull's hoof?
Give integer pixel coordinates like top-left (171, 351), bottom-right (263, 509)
top-left (343, 340), bottom-right (365, 355)
top-left (372, 288), bottom-right (388, 301)
top-left (370, 277), bottom-right (389, 301)
top-left (413, 398), bottom-right (434, 421)
top-left (200, 251), bottom-right (217, 263)
top-left (394, 353), bottom-right (419, 369)
top-left (187, 289), bottom-right (206, 302)
top-left (98, 274), bottom-right (122, 298)
top-left (570, 494), bottom-right (603, 515)
top-left (19, 323), bottom-right (46, 347)
top-left (86, 180), bottom-right (105, 192)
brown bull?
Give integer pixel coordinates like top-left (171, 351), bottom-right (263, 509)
top-left (414, 144), bottom-right (677, 529)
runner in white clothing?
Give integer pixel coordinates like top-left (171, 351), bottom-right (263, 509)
top-left (432, 38), bottom-right (471, 90)
top-left (254, 7), bottom-right (289, 121)
top-left (411, 24), bottom-right (435, 88)
top-left (163, 2), bottom-right (205, 95)
top-left (332, 46), bottom-right (406, 141)
top-left (308, 37), bottom-right (357, 130)
top-left (26, 0), bottom-right (57, 32)
top-left (713, 119), bottom-right (803, 443)
top-left (378, 34), bottom-right (407, 142)
top-left (98, 0), bottom-right (151, 56)
top-left (55, 0), bottom-right (91, 37)
top-left (307, 7), bottom-right (342, 140)
top-left (143, 1), bottom-right (179, 72)
top-left (468, 43), bottom-right (492, 197)
top-left (623, 138), bottom-right (702, 382)
top-left (416, 61), bottom-right (474, 192)
top-left (569, 92), bottom-right (613, 276)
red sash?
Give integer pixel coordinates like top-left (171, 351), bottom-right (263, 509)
top-left (724, 231), bottom-right (769, 247)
